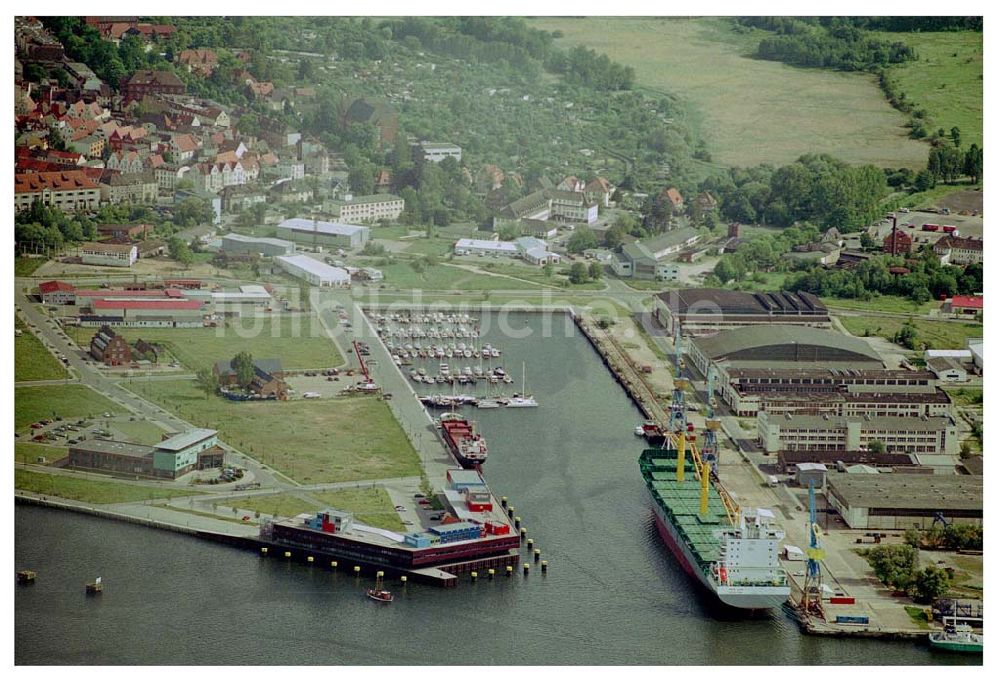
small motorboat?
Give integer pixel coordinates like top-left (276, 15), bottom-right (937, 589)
top-left (366, 576), bottom-right (393, 603)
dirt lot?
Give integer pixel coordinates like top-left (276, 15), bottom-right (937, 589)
top-left (936, 189), bottom-right (983, 214)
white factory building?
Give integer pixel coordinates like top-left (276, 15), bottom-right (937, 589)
top-left (454, 236), bottom-right (560, 265)
top-left (220, 233), bottom-right (296, 257)
top-left (277, 218), bottom-right (370, 249)
top-left (276, 254), bottom-right (351, 287)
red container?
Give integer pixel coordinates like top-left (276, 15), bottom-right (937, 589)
top-left (829, 597), bottom-right (856, 605)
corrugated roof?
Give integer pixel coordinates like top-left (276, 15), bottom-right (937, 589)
top-left (827, 473), bottom-right (982, 511)
top-left (154, 428), bottom-right (217, 452)
top-left (693, 325), bottom-right (880, 363)
top-left (277, 218), bottom-right (369, 237)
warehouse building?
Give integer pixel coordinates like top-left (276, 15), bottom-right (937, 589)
top-left (654, 289), bottom-right (830, 336)
top-left (38, 280), bottom-right (76, 305)
top-left (757, 412), bottom-right (959, 456)
top-left (276, 218), bottom-right (370, 249)
top-left (688, 325), bottom-right (882, 378)
top-left (926, 356), bottom-right (968, 383)
top-left (826, 473), bottom-right (982, 529)
top-left (80, 242), bottom-right (138, 268)
top-left (776, 450), bottom-right (926, 475)
top-left (617, 227), bottom-right (702, 280)
top-left (276, 254), bottom-right (351, 287)
top-left (417, 141), bottom-right (462, 163)
top-left (67, 428), bottom-right (221, 479)
top-left (75, 287), bottom-right (187, 309)
top-left (454, 236), bottom-right (560, 265)
top-left (78, 298), bottom-right (204, 328)
top-left (220, 233), bottom-right (296, 257)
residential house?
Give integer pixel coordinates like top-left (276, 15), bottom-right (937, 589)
top-left (154, 164), bottom-right (190, 192)
top-left (934, 235), bottom-right (983, 266)
top-left (15, 170), bottom-right (101, 212)
top-left (584, 177), bottom-right (615, 208)
top-left (100, 172), bottom-right (159, 204)
top-left (170, 134), bottom-right (201, 162)
top-left (105, 150), bottom-right (144, 174)
top-left (90, 325), bottom-right (132, 365)
top-left (341, 97), bottom-right (398, 145)
top-left (120, 70), bottom-right (185, 101)
top-left (176, 49), bottom-right (218, 76)
top-left (661, 187), bottom-right (684, 213)
top-left (213, 357), bottom-right (289, 399)
top-left (97, 223), bottom-right (154, 241)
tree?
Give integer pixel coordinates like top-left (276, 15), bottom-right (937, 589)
top-left (348, 161), bottom-right (375, 195)
top-left (904, 528), bottom-right (923, 549)
top-left (167, 236), bottom-right (194, 268)
top-left (867, 440), bottom-right (885, 454)
top-left (232, 351), bottom-right (256, 390)
top-left (912, 565), bottom-right (950, 603)
top-left (174, 197), bottom-right (213, 228)
top-left (963, 144), bottom-right (983, 183)
top-left (604, 225), bottom-right (625, 251)
top-left (863, 544), bottom-right (918, 591)
top-left (568, 262), bottom-right (589, 284)
top-left (588, 261), bottom-right (603, 280)
top-left (950, 127), bottom-right (961, 148)
top-left (567, 227), bottom-right (598, 253)
top-left (894, 323), bottom-right (918, 349)
top-left (195, 368), bottom-right (220, 399)
top-left (859, 231), bottom-right (877, 250)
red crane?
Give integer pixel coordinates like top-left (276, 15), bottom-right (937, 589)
top-left (353, 340), bottom-right (372, 382)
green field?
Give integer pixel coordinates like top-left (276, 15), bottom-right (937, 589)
top-left (825, 296), bottom-right (939, 315)
top-left (15, 317), bottom-right (67, 382)
top-left (15, 441), bottom-right (68, 466)
top-left (15, 469), bottom-right (196, 503)
top-left (14, 257), bottom-right (47, 276)
top-left (839, 316), bottom-right (982, 350)
top-left (876, 31), bottom-right (983, 148)
top-left (67, 315), bottom-right (343, 372)
top-left (15, 384), bottom-right (125, 431)
top-left (531, 17), bottom-right (928, 168)
top-left (373, 261), bottom-right (551, 291)
top-left (108, 419), bottom-right (167, 444)
top-left (125, 379), bottom-right (421, 484)
top-left (226, 486), bottom-right (405, 531)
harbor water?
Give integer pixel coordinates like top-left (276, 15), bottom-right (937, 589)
top-left (15, 311), bottom-right (979, 665)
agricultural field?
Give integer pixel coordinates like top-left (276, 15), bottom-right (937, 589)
top-left (14, 384), bottom-right (125, 431)
top-left (125, 380), bottom-right (421, 484)
top-left (875, 30), bottom-right (983, 148)
top-left (15, 317), bottom-right (67, 382)
top-left (14, 469), bottom-right (195, 504)
top-left (531, 16), bottom-right (928, 168)
top-left (67, 315), bottom-right (343, 372)
top-left (839, 316), bottom-right (982, 350)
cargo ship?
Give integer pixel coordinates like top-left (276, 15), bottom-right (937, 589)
top-left (438, 412), bottom-right (488, 469)
top-left (639, 443), bottom-right (790, 610)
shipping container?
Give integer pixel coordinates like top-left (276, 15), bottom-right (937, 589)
top-left (835, 615), bottom-right (869, 625)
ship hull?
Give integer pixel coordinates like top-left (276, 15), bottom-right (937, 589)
top-left (650, 502), bottom-right (790, 610)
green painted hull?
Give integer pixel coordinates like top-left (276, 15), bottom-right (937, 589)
top-left (928, 636), bottom-right (983, 653)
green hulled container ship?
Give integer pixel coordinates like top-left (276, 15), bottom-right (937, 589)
top-left (639, 445), bottom-right (790, 609)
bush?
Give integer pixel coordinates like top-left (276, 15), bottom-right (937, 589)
top-left (912, 566), bottom-right (950, 604)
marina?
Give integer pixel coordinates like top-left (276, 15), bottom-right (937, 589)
top-left (14, 309), bottom-right (980, 666)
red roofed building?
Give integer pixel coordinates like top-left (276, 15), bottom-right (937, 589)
top-left (15, 171), bottom-right (101, 212)
top-left (38, 280), bottom-right (76, 305)
top-left (883, 229), bottom-right (913, 255)
top-left (120, 70), bottom-right (185, 102)
top-left (934, 235), bottom-right (983, 266)
top-left (661, 187), bottom-right (684, 212)
top-left (177, 49), bottom-right (219, 76)
top-left (942, 295), bottom-right (983, 317)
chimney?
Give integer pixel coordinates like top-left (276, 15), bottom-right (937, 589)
top-left (890, 215), bottom-right (898, 256)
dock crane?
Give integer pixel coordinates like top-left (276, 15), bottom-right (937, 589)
top-left (802, 480), bottom-right (826, 617)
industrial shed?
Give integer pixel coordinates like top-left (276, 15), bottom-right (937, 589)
top-left (825, 474), bottom-right (982, 530)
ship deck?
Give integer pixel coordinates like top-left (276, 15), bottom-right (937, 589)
top-left (642, 456), bottom-right (730, 567)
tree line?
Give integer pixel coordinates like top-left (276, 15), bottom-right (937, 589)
top-left (738, 17), bottom-right (916, 71)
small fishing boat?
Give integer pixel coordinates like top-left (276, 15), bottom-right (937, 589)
top-left (367, 577), bottom-right (393, 603)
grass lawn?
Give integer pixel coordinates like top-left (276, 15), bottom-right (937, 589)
top-left (15, 441), bottom-right (69, 466)
top-left (825, 296), bottom-right (939, 315)
top-left (905, 606), bottom-right (931, 629)
top-left (373, 261), bottom-right (547, 291)
top-left (312, 487), bottom-right (405, 532)
top-left (15, 469), bottom-right (196, 503)
top-left (531, 16), bottom-right (928, 168)
top-left (15, 384), bottom-right (125, 431)
top-left (839, 316), bottom-right (982, 350)
top-left (946, 387), bottom-right (983, 407)
top-left (225, 493), bottom-right (321, 518)
top-left (125, 379), bottom-right (421, 484)
top-left (15, 317), bottom-right (67, 382)
top-left (67, 315), bottom-right (343, 372)
top-left (15, 257), bottom-right (47, 276)
top-left (875, 30), bottom-right (983, 148)
top-left (226, 487), bottom-right (405, 531)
